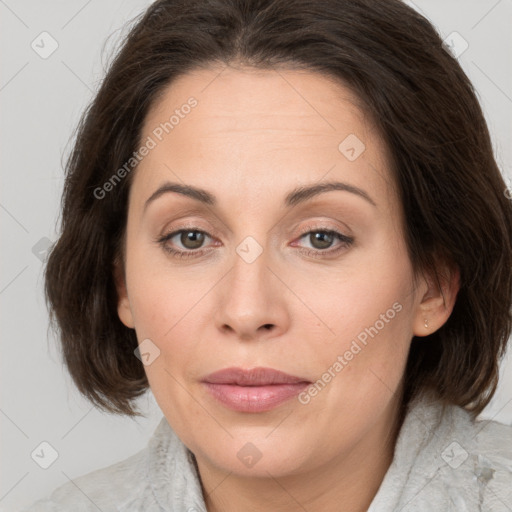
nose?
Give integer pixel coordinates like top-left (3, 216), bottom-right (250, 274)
top-left (214, 243), bottom-right (290, 342)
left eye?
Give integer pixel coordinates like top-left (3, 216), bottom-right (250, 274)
top-left (300, 230), bottom-right (339, 250)
top-left (294, 229), bottom-right (354, 253)
top-left (159, 229), bottom-right (211, 250)
top-left (174, 230), bottom-right (208, 250)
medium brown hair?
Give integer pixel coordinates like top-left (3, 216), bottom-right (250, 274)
top-left (45, 0), bottom-right (512, 417)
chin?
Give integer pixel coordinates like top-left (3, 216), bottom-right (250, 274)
top-left (190, 430), bottom-right (317, 478)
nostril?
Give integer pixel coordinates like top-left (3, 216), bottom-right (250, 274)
top-left (262, 324), bottom-right (273, 330)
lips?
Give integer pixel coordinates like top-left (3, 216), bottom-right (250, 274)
top-left (202, 367), bottom-right (311, 413)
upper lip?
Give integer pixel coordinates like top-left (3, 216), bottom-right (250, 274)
top-left (202, 367), bottom-right (310, 386)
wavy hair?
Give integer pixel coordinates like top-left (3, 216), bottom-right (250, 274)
top-left (45, 0), bottom-right (512, 417)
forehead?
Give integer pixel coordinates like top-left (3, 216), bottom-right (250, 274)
top-left (131, 66), bottom-right (395, 211)
top-left (144, 66), bottom-right (372, 140)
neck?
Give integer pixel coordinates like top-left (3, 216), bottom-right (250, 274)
top-left (195, 392), bottom-right (407, 512)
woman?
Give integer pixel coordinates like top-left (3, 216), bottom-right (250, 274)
top-left (25, 0), bottom-right (512, 510)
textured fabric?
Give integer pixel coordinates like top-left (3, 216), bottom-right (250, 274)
top-left (24, 392), bottom-right (512, 511)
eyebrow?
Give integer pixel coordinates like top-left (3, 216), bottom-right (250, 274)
top-left (143, 180), bottom-right (377, 212)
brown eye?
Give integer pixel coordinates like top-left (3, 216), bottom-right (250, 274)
top-left (293, 228), bottom-right (354, 258)
top-left (179, 230), bottom-right (206, 250)
top-left (157, 228), bottom-right (214, 258)
top-left (308, 231), bottom-right (335, 250)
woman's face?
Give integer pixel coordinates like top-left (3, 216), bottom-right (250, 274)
top-left (117, 67), bottom-right (441, 479)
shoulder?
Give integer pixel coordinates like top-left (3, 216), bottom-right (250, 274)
top-left (21, 447), bottom-right (155, 512)
top-left (409, 395), bottom-right (512, 510)
top-left (22, 416), bottom-right (206, 512)
top-left (370, 392), bottom-right (512, 511)
top-left (438, 399), bottom-right (512, 476)
top-left (22, 418), bottom-right (169, 512)
top-left (468, 412), bottom-right (512, 509)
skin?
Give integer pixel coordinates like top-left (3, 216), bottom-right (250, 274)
top-left (115, 65), bottom-right (459, 512)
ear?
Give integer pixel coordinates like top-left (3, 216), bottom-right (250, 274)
top-left (412, 259), bottom-right (460, 337)
top-left (113, 255), bottom-right (135, 329)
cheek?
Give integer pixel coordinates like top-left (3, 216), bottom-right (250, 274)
top-left (125, 243), bottom-right (201, 339)
top-left (301, 252), bottom-right (414, 394)
top-left (123, 260), bottom-right (200, 407)
top-left (296, 252), bottom-right (411, 344)
top-left (321, 291), bottom-right (410, 383)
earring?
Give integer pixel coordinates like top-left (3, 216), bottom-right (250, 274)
top-left (424, 318), bottom-right (429, 329)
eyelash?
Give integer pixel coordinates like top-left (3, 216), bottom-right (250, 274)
top-left (155, 225), bottom-right (354, 260)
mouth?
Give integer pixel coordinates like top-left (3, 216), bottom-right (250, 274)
top-left (201, 367), bottom-right (311, 413)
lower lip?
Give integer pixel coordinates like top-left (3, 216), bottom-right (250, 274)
top-left (202, 382), bottom-right (310, 412)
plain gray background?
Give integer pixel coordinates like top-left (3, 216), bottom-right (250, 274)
top-left (1, 0), bottom-right (511, 509)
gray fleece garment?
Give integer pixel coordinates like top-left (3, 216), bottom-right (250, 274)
top-left (23, 392), bottom-right (512, 511)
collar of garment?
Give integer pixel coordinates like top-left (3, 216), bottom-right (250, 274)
top-left (146, 391), bottom-right (512, 511)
